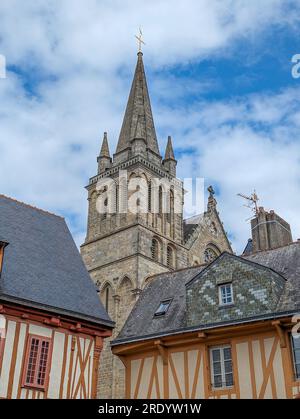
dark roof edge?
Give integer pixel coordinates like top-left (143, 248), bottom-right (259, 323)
top-left (0, 294), bottom-right (115, 329)
top-left (241, 240), bottom-right (300, 257)
top-left (0, 194), bottom-right (64, 220)
top-left (111, 309), bottom-right (299, 347)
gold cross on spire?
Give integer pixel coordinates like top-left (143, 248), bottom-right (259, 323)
top-left (135, 27), bottom-right (145, 53)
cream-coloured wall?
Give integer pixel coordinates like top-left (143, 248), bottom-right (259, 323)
top-left (0, 317), bottom-right (95, 399)
top-left (125, 331), bottom-right (296, 399)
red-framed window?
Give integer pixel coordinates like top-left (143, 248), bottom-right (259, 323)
top-left (22, 335), bottom-right (52, 390)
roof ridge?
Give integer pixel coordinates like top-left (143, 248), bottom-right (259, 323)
top-left (0, 194), bottom-right (64, 219)
top-left (183, 213), bottom-right (205, 223)
top-left (146, 262), bottom-right (207, 282)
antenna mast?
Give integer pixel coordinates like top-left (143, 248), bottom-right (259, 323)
top-left (237, 190), bottom-right (259, 218)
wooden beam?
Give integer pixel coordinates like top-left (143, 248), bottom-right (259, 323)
top-left (154, 340), bottom-right (168, 365)
top-left (112, 341), bottom-right (151, 355)
top-left (272, 320), bottom-right (287, 348)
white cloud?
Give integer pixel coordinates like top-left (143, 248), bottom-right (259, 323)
top-left (171, 89), bottom-right (300, 251)
top-left (0, 0), bottom-right (299, 253)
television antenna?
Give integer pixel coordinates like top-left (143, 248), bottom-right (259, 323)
top-left (237, 190), bottom-right (259, 220)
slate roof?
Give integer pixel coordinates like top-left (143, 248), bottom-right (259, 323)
top-left (113, 242), bottom-right (300, 345)
top-left (0, 195), bottom-right (114, 328)
top-left (242, 238), bottom-right (253, 256)
top-left (114, 265), bottom-right (205, 343)
top-left (183, 215), bottom-right (203, 242)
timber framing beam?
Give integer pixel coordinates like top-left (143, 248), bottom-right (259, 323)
top-left (154, 340), bottom-right (168, 365)
top-left (272, 320), bottom-right (287, 348)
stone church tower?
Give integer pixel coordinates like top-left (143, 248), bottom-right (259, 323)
top-left (81, 51), bottom-right (232, 398)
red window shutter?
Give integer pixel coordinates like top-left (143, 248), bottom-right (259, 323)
top-left (23, 335), bottom-right (52, 390)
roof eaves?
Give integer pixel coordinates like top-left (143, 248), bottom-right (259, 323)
top-left (111, 309), bottom-right (299, 347)
top-left (0, 293), bottom-right (115, 329)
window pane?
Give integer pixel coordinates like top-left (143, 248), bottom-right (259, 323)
top-left (213, 362), bottom-right (222, 375)
top-left (293, 337), bottom-right (300, 349)
top-left (224, 360), bottom-right (232, 374)
top-left (296, 364), bottom-right (300, 378)
top-left (220, 285), bottom-right (233, 305)
top-left (223, 347), bottom-right (232, 360)
top-left (155, 300), bottom-right (171, 316)
top-left (26, 338), bottom-right (39, 385)
top-left (225, 373), bottom-right (234, 387)
top-left (212, 349), bottom-right (220, 362)
top-left (291, 336), bottom-right (300, 379)
top-left (214, 375), bottom-right (223, 388)
top-left (37, 341), bottom-right (49, 386)
top-left (294, 348), bottom-right (300, 360)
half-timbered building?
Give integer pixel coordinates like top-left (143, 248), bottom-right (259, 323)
top-left (0, 195), bottom-right (114, 399)
top-left (112, 207), bottom-right (300, 399)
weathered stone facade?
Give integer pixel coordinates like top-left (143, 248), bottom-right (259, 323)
top-left (80, 52), bottom-right (232, 398)
top-left (251, 207), bottom-right (293, 253)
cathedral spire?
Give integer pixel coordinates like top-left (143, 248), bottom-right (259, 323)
top-left (97, 132), bottom-right (112, 173)
top-left (115, 52), bottom-right (160, 156)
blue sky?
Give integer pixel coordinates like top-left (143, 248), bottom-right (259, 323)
top-left (0, 0), bottom-right (300, 252)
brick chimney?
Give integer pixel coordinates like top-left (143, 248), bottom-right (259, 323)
top-left (251, 207), bottom-right (292, 253)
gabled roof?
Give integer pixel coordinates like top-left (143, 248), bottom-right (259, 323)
top-left (0, 194), bottom-right (114, 328)
top-left (114, 244), bottom-right (300, 344)
top-left (116, 52), bottom-right (160, 156)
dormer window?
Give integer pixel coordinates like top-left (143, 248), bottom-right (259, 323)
top-left (219, 283), bottom-right (233, 306)
top-left (154, 299), bottom-right (172, 317)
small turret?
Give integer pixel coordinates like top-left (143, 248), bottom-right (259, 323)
top-left (97, 132), bottom-right (112, 174)
top-left (163, 136), bottom-right (177, 177)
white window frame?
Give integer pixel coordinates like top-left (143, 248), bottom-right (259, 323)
top-left (291, 334), bottom-right (300, 381)
top-left (210, 345), bottom-right (234, 390)
top-left (219, 283), bottom-right (234, 306)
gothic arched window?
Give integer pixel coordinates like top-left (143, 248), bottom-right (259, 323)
top-left (100, 283), bottom-right (114, 318)
top-left (167, 188), bottom-right (174, 222)
top-left (102, 198), bottom-right (108, 220)
top-left (148, 182), bottom-right (152, 213)
top-left (159, 186), bottom-right (163, 215)
top-left (151, 238), bottom-right (159, 261)
top-left (167, 245), bottom-right (175, 268)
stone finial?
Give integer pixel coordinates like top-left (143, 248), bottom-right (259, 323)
top-left (163, 136), bottom-right (177, 176)
top-left (99, 132), bottom-right (110, 158)
top-left (164, 136), bottom-right (176, 161)
top-left (207, 185), bottom-right (217, 211)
